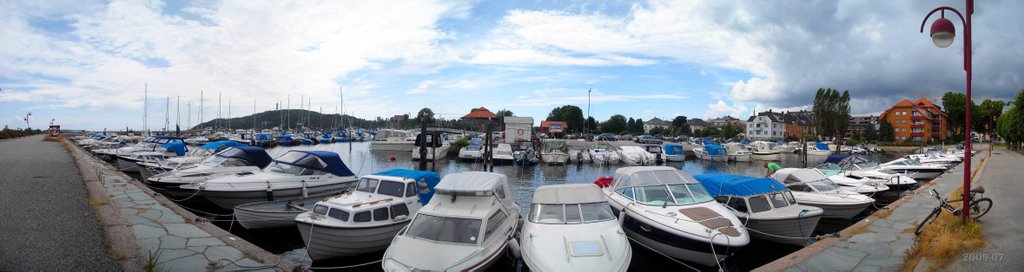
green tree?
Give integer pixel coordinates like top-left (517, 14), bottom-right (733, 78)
top-left (941, 91), bottom-right (978, 139)
top-left (415, 108), bottom-right (435, 124)
top-left (546, 105), bottom-right (585, 133)
top-left (720, 124), bottom-right (742, 139)
top-left (626, 118), bottom-right (636, 134)
top-left (879, 119), bottom-right (895, 142)
top-left (864, 122), bottom-right (878, 142)
top-left (812, 88), bottom-right (851, 149)
top-left (634, 118), bottom-right (645, 134)
top-left (586, 117), bottom-right (597, 132)
top-left (603, 115), bottom-right (627, 134)
top-left (672, 116), bottom-right (688, 128)
top-left (975, 99), bottom-right (1005, 133)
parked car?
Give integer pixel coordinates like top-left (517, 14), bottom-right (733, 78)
top-left (636, 135), bottom-right (663, 144)
top-left (594, 133), bottom-right (616, 141)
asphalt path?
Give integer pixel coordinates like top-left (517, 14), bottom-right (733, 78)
top-left (0, 135), bottom-right (119, 271)
top-left (948, 147), bottom-right (1024, 270)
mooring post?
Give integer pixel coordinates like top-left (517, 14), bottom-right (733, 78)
top-left (419, 117), bottom-right (427, 170)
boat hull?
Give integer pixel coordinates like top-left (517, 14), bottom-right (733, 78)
top-left (729, 154), bottom-right (752, 162)
top-left (665, 154), bottom-right (686, 162)
top-left (297, 220), bottom-right (409, 260)
top-left (885, 168), bottom-right (942, 181)
top-left (372, 142), bottom-right (414, 152)
top-left (233, 199), bottom-right (319, 229)
top-left (752, 153), bottom-right (780, 161)
top-left (621, 214), bottom-right (733, 267)
top-left (541, 153), bottom-right (569, 165)
top-left (745, 214), bottom-right (822, 246)
top-left (116, 157), bottom-right (142, 173)
top-left (199, 183), bottom-right (353, 210)
top-left (800, 201), bottom-right (872, 219)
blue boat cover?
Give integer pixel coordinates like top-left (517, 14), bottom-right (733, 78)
top-left (278, 150), bottom-right (354, 177)
top-left (216, 146), bottom-right (273, 168)
top-left (823, 154), bottom-right (849, 164)
top-left (200, 140), bottom-right (248, 150)
top-left (257, 133), bottom-right (272, 141)
top-left (373, 169), bottom-right (441, 205)
top-left (664, 143), bottom-right (684, 155)
top-left (162, 142), bottom-right (187, 156)
top-left (468, 138), bottom-right (483, 151)
top-left (815, 142), bottom-right (829, 151)
top-left (706, 144), bottom-right (727, 156)
top-left (154, 135), bottom-right (183, 140)
top-left (694, 174), bottom-right (789, 197)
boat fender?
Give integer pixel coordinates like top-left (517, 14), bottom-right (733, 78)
top-left (507, 237), bottom-right (522, 259)
top-left (300, 180), bottom-right (308, 199)
top-left (618, 207), bottom-right (626, 226)
top-left (266, 181), bottom-right (274, 201)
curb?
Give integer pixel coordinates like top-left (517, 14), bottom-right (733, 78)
top-left (754, 150), bottom-right (990, 272)
top-left (65, 141), bottom-right (297, 272)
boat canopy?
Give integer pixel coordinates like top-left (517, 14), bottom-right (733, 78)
top-left (373, 169), bottom-right (441, 205)
top-left (274, 150), bottom-right (354, 177)
top-left (694, 174), bottom-right (789, 197)
top-left (611, 166), bottom-right (700, 190)
top-left (467, 138), bottom-right (484, 151)
top-left (706, 144), bottom-right (727, 156)
top-left (815, 142), bottom-right (829, 151)
top-left (200, 140), bottom-right (248, 150)
top-left (532, 183), bottom-right (604, 204)
top-left (162, 142), bottom-right (187, 156)
top-left (823, 154), bottom-right (849, 164)
top-left (256, 133), bottom-right (272, 141)
top-left (434, 172), bottom-right (507, 196)
top-left (771, 168), bottom-right (828, 184)
top-left (541, 139), bottom-right (567, 153)
top-left (414, 131), bottom-right (446, 147)
top-left (664, 143), bottom-right (684, 155)
top-left (217, 146), bottom-right (273, 168)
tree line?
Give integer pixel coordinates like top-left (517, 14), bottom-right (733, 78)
top-left (1, 128), bottom-right (42, 139)
top-left (996, 89), bottom-right (1024, 149)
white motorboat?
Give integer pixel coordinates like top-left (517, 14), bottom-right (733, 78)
top-left (144, 146), bottom-right (274, 198)
top-left (93, 135), bottom-right (182, 163)
top-left (724, 143), bottom-right (753, 162)
top-left (180, 150), bottom-right (359, 210)
top-left (750, 141), bottom-right (781, 161)
top-left (540, 139), bottom-right (570, 165)
top-left (643, 144), bottom-right (664, 164)
top-left (617, 146), bottom-right (652, 166)
top-left (780, 141), bottom-right (799, 153)
top-left (815, 163), bottom-right (890, 194)
top-left (294, 169), bottom-right (441, 260)
top-left (233, 197), bottom-right (322, 230)
top-left (411, 131), bottom-right (449, 161)
top-left (522, 184), bottom-right (631, 272)
top-left (694, 144), bottom-right (728, 162)
top-left (826, 155), bottom-right (917, 188)
top-left (602, 166), bottom-right (750, 267)
top-left (184, 135), bottom-right (210, 145)
top-left (382, 172), bottom-right (521, 272)
top-left (116, 141), bottom-right (189, 173)
top-left (458, 138), bottom-right (485, 162)
top-left (771, 168), bottom-right (875, 219)
top-left (513, 142), bottom-right (540, 166)
top-left (879, 157), bottom-right (946, 181)
top-left (136, 140), bottom-right (246, 179)
top-left (663, 143), bottom-right (686, 162)
top-left (906, 150), bottom-right (960, 167)
top-left (568, 148), bottom-right (592, 163)
top-left (802, 142), bottom-right (832, 156)
top-left (695, 174), bottom-right (824, 246)
top-left (493, 144), bottom-right (515, 164)
top-left (589, 144), bottom-right (620, 165)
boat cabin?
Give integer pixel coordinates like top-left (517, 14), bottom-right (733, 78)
top-left (608, 166), bottom-right (715, 206)
top-left (529, 184), bottom-right (616, 224)
top-left (202, 146), bottom-right (273, 168)
top-left (263, 150), bottom-right (355, 177)
top-left (401, 172), bottom-right (516, 246)
top-left (695, 174), bottom-right (800, 216)
top-left (312, 169), bottom-right (441, 225)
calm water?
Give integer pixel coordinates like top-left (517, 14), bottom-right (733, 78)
top-left (149, 142), bottom-right (911, 271)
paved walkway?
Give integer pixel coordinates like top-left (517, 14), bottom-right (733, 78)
top-left (757, 146), bottom-right (987, 272)
top-left (947, 148), bottom-right (1024, 271)
top-left (67, 140), bottom-right (284, 271)
top-left (0, 135), bottom-right (120, 271)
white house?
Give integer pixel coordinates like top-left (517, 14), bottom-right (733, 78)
top-left (746, 111), bottom-right (787, 140)
top-left (644, 117), bottom-right (672, 133)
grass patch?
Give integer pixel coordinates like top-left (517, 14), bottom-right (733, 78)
top-left (901, 187), bottom-right (985, 272)
top-left (89, 198), bottom-right (109, 206)
top-left (844, 223), bottom-right (870, 236)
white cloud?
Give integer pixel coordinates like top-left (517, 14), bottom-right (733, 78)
top-left (513, 88), bottom-right (686, 107)
top-left (704, 100), bottom-right (749, 119)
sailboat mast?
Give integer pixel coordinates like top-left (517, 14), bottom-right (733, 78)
top-left (143, 83), bottom-right (148, 135)
top-left (164, 96), bottom-right (169, 132)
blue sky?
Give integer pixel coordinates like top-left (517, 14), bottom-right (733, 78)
top-left (3, 0), bottom-right (1024, 130)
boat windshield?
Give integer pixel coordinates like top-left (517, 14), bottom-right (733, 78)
top-left (405, 214), bottom-right (482, 245)
top-left (634, 184), bottom-right (713, 206)
top-left (807, 179), bottom-right (840, 192)
top-left (854, 161), bottom-right (880, 170)
top-left (264, 161), bottom-right (317, 176)
top-left (356, 178), bottom-right (379, 193)
top-left (529, 203), bottom-right (616, 224)
top-left (201, 156), bottom-right (248, 168)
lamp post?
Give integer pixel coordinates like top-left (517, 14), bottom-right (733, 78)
top-left (920, 0), bottom-right (973, 222)
top-left (587, 88), bottom-right (592, 139)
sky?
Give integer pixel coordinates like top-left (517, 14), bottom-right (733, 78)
top-left (2, 0), bottom-right (1024, 130)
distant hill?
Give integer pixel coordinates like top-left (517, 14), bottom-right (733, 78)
top-left (190, 109), bottom-right (375, 130)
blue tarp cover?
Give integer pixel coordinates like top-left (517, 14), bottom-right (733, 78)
top-left (279, 150), bottom-right (355, 177)
top-left (162, 142), bottom-right (187, 156)
top-left (217, 146), bottom-right (273, 168)
top-left (823, 154), bottom-right (849, 164)
top-left (664, 143), bottom-right (684, 155)
top-left (815, 142), bottom-right (829, 150)
top-left (694, 174), bottom-right (788, 197)
top-left (372, 169), bottom-right (441, 205)
top-left (706, 145), bottom-right (727, 156)
top-left (200, 140), bottom-right (248, 150)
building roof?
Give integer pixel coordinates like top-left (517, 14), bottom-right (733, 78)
top-left (747, 111), bottom-right (787, 123)
top-left (647, 117), bottom-right (671, 126)
top-left (461, 106), bottom-right (497, 119)
top-left (687, 118), bottom-right (708, 125)
top-left (540, 120), bottom-right (567, 128)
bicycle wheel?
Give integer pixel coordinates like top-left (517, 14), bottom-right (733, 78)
top-left (969, 198), bottom-right (993, 220)
top-left (915, 209), bottom-right (940, 236)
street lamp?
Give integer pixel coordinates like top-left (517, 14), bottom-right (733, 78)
top-left (920, 0), bottom-right (973, 222)
top-left (587, 88), bottom-right (592, 138)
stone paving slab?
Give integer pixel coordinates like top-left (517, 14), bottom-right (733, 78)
top-left (757, 149), bottom-right (987, 272)
top-left (70, 142), bottom-right (287, 272)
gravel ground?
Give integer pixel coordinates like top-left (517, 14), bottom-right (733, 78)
top-left (0, 135), bottom-right (120, 271)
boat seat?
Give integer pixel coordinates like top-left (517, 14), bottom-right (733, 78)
top-left (970, 186), bottom-right (985, 194)
top-left (678, 207), bottom-right (742, 237)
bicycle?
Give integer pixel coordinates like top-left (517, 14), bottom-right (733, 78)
top-left (914, 186), bottom-right (993, 236)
